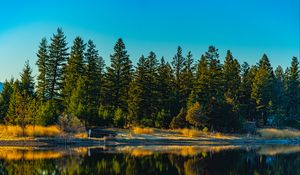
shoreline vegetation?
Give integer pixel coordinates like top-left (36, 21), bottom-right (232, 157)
top-left (0, 126), bottom-right (299, 147)
top-left (0, 28), bottom-right (300, 147)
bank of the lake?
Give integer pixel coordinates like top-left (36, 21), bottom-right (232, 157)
top-left (0, 132), bottom-right (299, 148)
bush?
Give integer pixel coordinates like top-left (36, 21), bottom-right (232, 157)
top-left (131, 127), bottom-right (154, 134)
top-left (170, 108), bottom-right (188, 129)
top-left (258, 128), bottom-right (300, 139)
top-left (113, 108), bottom-right (125, 127)
top-left (58, 114), bottom-right (86, 133)
top-left (186, 102), bottom-right (207, 128)
top-left (0, 125), bottom-right (61, 138)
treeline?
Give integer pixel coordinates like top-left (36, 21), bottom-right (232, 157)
top-left (0, 28), bottom-right (299, 132)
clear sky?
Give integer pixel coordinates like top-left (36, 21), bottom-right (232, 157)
top-left (0, 0), bottom-right (299, 81)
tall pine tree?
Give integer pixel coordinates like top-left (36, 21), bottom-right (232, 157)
top-left (47, 28), bottom-right (69, 101)
top-left (104, 38), bottom-right (132, 113)
top-left (63, 37), bottom-right (85, 107)
top-left (36, 38), bottom-right (49, 102)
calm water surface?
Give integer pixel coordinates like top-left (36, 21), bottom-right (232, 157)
top-left (0, 145), bottom-right (299, 175)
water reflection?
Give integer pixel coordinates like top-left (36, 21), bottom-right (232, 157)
top-left (0, 145), bottom-right (299, 175)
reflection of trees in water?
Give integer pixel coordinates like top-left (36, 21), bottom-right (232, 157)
top-left (0, 148), bottom-right (299, 175)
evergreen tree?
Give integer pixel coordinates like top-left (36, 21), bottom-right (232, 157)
top-left (104, 38), bottom-right (132, 113)
top-left (239, 63), bottom-right (257, 121)
top-left (84, 40), bottom-right (103, 126)
top-left (36, 38), bottom-right (49, 101)
top-left (128, 55), bottom-right (147, 125)
top-left (223, 50), bottom-right (241, 108)
top-left (272, 66), bottom-right (286, 126)
top-left (286, 57), bottom-right (300, 119)
top-left (191, 55), bottom-right (209, 105)
top-left (6, 62), bottom-right (36, 127)
top-left (205, 46), bottom-right (224, 103)
top-left (157, 57), bottom-right (174, 127)
top-left (171, 46), bottom-right (186, 113)
top-left (47, 28), bottom-right (69, 101)
top-left (0, 79), bottom-right (14, 121)
top-left (6, 81), bottom-right (21, 124)
top-left (67, 77), bottom-right (88, 124)
top-left (128, 52), bottom-right (159, 126)
top-left (181, 51), bottom-right (195, 108)
top-left (63, 37), bottom-right (85, 106)
top-left (20, 60), bottom-right (35, 97)
top-left (251, 54), bottom-right (274, 125)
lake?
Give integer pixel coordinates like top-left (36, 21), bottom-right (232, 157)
top-left (0, 145), bottom-right (299, 175)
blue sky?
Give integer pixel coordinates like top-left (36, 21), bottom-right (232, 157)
top-left (0, 0), bottom-right (299, 81)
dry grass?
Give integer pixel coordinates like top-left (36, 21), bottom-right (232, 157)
top-left (177, 128), bottom-right (204, 137)
top-left (258, 128), bottom-right (300, 139)
top-left (131, 127), bottom-right (155, 134)
top-left (74, 132), bottom-right (88, 138)
top-left (0, 125), bottom-right (62, 138)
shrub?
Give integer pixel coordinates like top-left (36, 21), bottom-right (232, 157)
top-left (186, 102), bottom-right (206, 128)
top-left (0, 125), bottom-right (62, 138)
top-left (170, 108), bottom-right (188, 129)
top-left (258, 128), bottom-right (300, 139)
top-left (113, 108), bottom-right (125, 127)
top-left (131, 127), bottom-right (154, 134)
top-left (58, 114), bottom-right (86, 133)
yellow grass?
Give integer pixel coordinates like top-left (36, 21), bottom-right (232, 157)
top-left (131, 127), bottom-right (155, 134)
top-left (178, 128), bottom-right (204, 137)
top-left (74, 132), bottom-right (88, 138)
top-left (258, 128), bottom-right (300, 139)
top-left (0, 125), bottom-right (62, 138)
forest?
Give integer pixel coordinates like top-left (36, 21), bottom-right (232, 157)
top-left (0, 28), bottom-right (299, 133)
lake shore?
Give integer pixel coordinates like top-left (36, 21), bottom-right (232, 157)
top-left (0, 135), bottom-right (299, 148)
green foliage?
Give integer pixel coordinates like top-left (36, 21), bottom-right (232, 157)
top-left (251, 54), bottom-right (274, 125)
top-left (104, 38), bottom-right (132, 114)
top-left (155, 109), bottom-right (171, 128)
top-left (98, 105), bottom-right (114, 126)
top-left (186, 102), bottom-right (207, 128)
top-left (36, 38), bottom-right (49, 101)
top-left (36, 100), bottom-right (60, 125)
top-left (113, 108), bottom-right (126, 128)
top-left (2, 28), bottom-right (299, 133)
top-left (84, 40), bottom-right (103, 126)
top-left (0, 79), bottom-right (14, 121)
top-left (170, 108), bottom-right (187, 129)
top-left (47, 28), bottom-right (69, 101)
top-left (223, 50), bottom-right (241, 108)
top-left (63, 37), bottom-right (85, 107)
top-left (67, 77), bottom-right (88, 125)
top-left (171, 46), bottom-right (186, 113)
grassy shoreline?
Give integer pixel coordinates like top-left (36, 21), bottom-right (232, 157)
top-left (0, 127), bottom-right (299, 148)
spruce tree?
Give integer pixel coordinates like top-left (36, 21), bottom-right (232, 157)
top-left (192, 55), bottom-right (209, 105)
top-left (0, 79), bottom-right (14, 121)
top-left (251, 54), bottom-right (274, 125)
top-left (104, 38), bottom-right (132, 113)
top-left (47, 28), bottom-right (69, 101)
top-left (128, 55), bottom-right (147, 125)
top-left (181, 51), bottom-right (195, 108)
top-left (84, 40), bottom-right (103, 126)
top-left (157, 57), bottom-right (174, 127)
top-left (20, 60), bottom-right (35, 97)
top-left (273, 66), bottom-right (286, 126)
top-left (128, 52), bottom-right (159, 127)
top-left (239, 63), bottom-right (257, 121)
top-left (205, 46), bottom-right (224, 103)
top-left (223, 50), bottom-right (241, 108)
top-left (36, 38), bottom-right (49, 101)
top-left (286, 57), bottom-right (300, 119)
top-left (171, 46), bottom-right (186, 113)
top-left (63, 37), bottom-right (85, 107)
